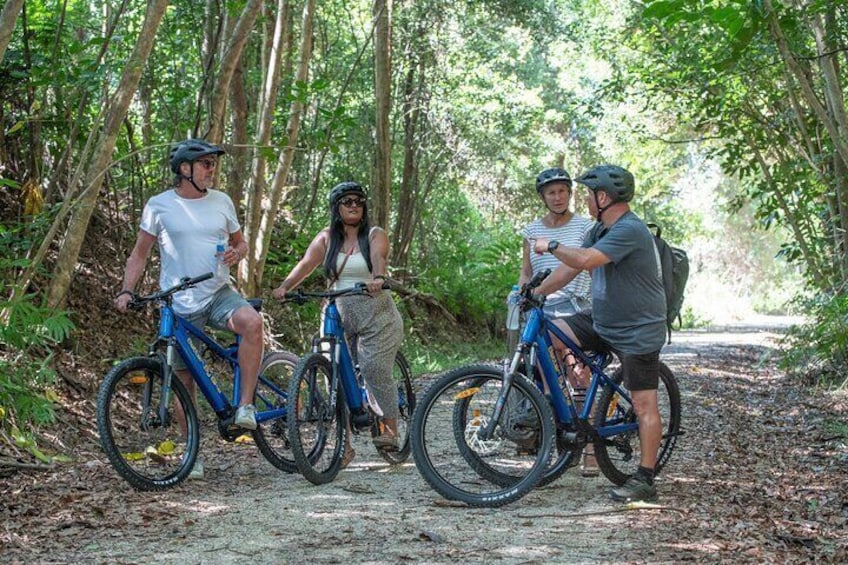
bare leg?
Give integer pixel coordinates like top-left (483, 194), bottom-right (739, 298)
top-left (228, 306), bottom-right (264, 406)
top-left (631, 389), bottom-right (661, 470)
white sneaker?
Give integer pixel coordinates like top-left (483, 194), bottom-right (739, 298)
top-left (188, 460), bottom-right (205, 480)
top-left (234, 404), bottom-right (257, 430)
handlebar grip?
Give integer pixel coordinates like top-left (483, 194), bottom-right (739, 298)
top-left (524, 268), bottom-right (552, 291)
top-left (187, 272), bottom-right (215, 285)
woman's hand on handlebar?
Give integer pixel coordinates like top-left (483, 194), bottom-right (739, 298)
top-left (365, 278), bottom-right (385, 294)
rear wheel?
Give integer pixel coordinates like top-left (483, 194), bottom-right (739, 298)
top-left (287, 353), bottom-right (347, 485)
top-left (373, 351), bottom-right (416, 465)
top-left (411, 364), bottom-right (553, 507)
top-left (593, 361), bottom-right (681, 485)
top-left (96, 357), bottom-right (199, 491)
top-left (252, 350), bottom-right (299, 472)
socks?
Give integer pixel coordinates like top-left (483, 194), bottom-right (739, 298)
top-left (636, 466), bottom-right (655, 484)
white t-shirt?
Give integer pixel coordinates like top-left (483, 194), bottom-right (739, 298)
top-left (140, 188), bottom-right (240, 314)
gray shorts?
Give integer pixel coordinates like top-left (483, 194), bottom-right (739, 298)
top-left (544, 296), bottom-right (591, 320)
top-left (172, 285), bottom-right (250, 371)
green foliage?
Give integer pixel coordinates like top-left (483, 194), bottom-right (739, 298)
top-left (0, 290), bottom-right (74, 457)
top-left (780, 292), bottom-right (848, 387)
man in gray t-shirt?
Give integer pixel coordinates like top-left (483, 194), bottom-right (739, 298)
top-left (532, 164), bottom-right (665, 504)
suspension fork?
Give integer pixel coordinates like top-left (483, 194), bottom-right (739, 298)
top-left (478, 361), bottom-right (521, 441)
top-left (156, 338), bottom-right (177, 426)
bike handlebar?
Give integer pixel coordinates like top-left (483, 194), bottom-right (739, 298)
top-left (518, 268), bottom-right (551, 309)
top-left (128, 272), bottom-right (215, 310)
top-left (283, 281), bottom-right (391, 305)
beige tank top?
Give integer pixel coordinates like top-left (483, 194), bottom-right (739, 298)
top-left (330, 227), bottom-right (382, 290)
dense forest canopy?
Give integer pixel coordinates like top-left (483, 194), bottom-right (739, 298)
top-left (1, 0), bottom-right (847, 444)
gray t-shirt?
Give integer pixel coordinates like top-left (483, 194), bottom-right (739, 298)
top-left (584, 211), bottom-right (666, 354)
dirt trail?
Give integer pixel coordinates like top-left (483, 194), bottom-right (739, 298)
top-left (3, 321), bottom-right (846, 564)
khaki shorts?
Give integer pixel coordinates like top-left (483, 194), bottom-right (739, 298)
top-left (172, 285), bottom-right (250, 371)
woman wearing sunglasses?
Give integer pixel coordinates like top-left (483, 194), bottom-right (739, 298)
top-left (272, 181), bottom-right (404, 466)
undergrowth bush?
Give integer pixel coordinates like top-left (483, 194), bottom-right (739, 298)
top-left (780, 292), bottom-right (848, 388)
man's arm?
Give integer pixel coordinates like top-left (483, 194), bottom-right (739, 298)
top-left (536, 262), bottom-right (581, 296)
top-left (116, 230), bottom-right (156, 312)
top-left (532, 237), bottom-right (612, 271)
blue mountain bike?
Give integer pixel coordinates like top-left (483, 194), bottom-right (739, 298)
top-left (282, 283), bottom-right (415, 485)
top-left (411, 269), bottom-right (682, 506)
top-left (97, 273), bottom-right (298, 490)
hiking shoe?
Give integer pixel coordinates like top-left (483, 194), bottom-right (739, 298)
top-left (188, 460), bottom-right (205, 480)
top-left (372, 432), bottom-right (399, 452)
top-left (234, 404), bottom-right (257, 430)
top-left (609, 476), bottom-right (657, 502)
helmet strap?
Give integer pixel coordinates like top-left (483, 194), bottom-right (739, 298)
top-left (183, 162), bottom-right (208, 194)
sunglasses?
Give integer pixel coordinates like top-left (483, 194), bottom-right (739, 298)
top-left (196, 158), bottom-right (218, 170)
top-left (340, 197), bottom-right (366, 208)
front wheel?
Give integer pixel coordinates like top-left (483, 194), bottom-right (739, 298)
top-left (252, 350), bottom-right (299, 473)
top-left (593, 361), bottom-right (681, 485)
top-left (373, 351), bottom-right (416, 465)
top-left (411, 364), bottom-right (554, 507)
top-left (287, 353), bottom-right (347, 485)
top-left (96, 357), bottom-right (199, 491)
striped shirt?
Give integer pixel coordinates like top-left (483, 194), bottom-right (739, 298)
top-left (521, 215), bottom-right (594, 308)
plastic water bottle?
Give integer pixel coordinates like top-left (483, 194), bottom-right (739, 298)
top-left (506, 284), bottom-right (520, 352)
top-left (216, 234), bottom-right (228, 277)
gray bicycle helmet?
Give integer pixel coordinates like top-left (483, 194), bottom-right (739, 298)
top-left (535, 167), bottom-right (572, 194)
top-left (576, 164), bottom-right (634, 203)
top-left (169, 138), bottom-right (226, 174)
top-left (328, 181), bottom-right (367, 208)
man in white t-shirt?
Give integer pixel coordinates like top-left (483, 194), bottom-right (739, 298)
top-left (114, 140), bottom-right (262, 458)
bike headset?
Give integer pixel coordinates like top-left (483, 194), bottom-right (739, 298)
top-left (535, 167), bottom-right (573, 217)
top-left (575, 164), bottom-right (635, 221)
top-left (169, 138), bottom-right (226, 195)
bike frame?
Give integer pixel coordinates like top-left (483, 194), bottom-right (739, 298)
top-left (319, 299), bottom-right (366, 415)
top-left (155, 299), bottom-right (286, 426)
top-left (507, 302), bottom-right (639, 439)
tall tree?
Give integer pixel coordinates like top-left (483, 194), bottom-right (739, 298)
top-left (245, 0), bottom-right (316, 295)
top-left (241, 0), bottom-right (290, 293)
top-left (371, 0), bottom-right (392, 228)
top-left (0, 0), bottom-right (24, 64)
top-left (46, 0), bottom-right (169, 309)
top-left (206, 0), bottom-right (262, 142)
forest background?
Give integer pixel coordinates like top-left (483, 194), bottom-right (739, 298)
top-left (1, 0), bottom-right (847, 460)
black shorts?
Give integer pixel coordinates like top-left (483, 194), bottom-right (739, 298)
top-left (563, 311), bottom-right (660, 391)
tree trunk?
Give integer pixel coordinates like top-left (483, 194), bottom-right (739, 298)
top-left (764, 0), bottom-right (848, 167)
top-left (371, 0), bottom-right (393, 228)
top-left (246, 0), bottom-right (316, 295)
top-left (811, 7), bottom-right (848, 279)
top-left (0, 0), bottom-right (24, 64)
top-left (228, 60), bottom-right (249, 209)
top-left (46, 0), bottom-right (169, 309)
top-left (206, 0), bottom-right (262, 143)
top-left (242, 0), bottom-right (289, 292)
top-left (392, 47), bottom-right (424, 274)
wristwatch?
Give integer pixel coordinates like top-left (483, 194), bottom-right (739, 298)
top-left (547, 240), bottom-right (560, 253)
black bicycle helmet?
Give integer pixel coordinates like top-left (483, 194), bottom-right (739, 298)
top-left (328, 181), bottom-right (367, 208)
top-left (169, 138), bottom-right (226, 174)
top-left (535, 167), bottom-right (572, 194)
top-left (576, 164), bottom-right (634, 203)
